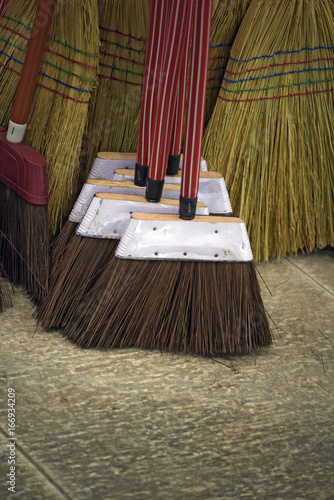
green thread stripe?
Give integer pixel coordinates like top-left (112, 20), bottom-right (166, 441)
top-left (3, 14), bottom-right (30, 30)
top-left (3, 14), bottom-right (98, 58)
top-left (0, 36), bottom-right (95, 82)
top-left (47, 37), bottom-right (98, 58)
top-left (220, 77), bottom-right (334, 94)
top-left (209, 65), bottom-right (227, 71)
top-left (207, 84), bottom-right (221, 91)
top-left (100, 37), bottom-right (145, 54)
top-left (99, 61), bottom-right (144, 77)
top-left (0, 35), bottom-right (25, 52)
top-left (43, 59), bottom-right (95, 81)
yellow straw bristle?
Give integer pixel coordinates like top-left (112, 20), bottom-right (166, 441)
top-left (205, 0), bottom-right (252, 123)
top-left (80, 0), bottom-right (150, 181)
top-left (203, 0), bottom-right (334, 261)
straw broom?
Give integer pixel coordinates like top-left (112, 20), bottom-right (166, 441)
top-left (36, 0), bottom-right (150, 321)
top-left (80, 0), bottom-right (150, 183)
top-left (35, 0), bottom-right (165, 329)
top-left (0, 0), bottom-right (100, 235)
top-left (205, 0), bottom-right (252, 124)
top-left (203, 0), bottom-right (334, 261)
top-left (39, 0), bottom-right (149, 291)
top-left (63, 0), bottom-right (271, 355)
top-left (0, 0), bottom-right (56, 304)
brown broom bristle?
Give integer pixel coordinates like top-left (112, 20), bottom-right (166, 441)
top-left (35, 0), bottom-right (150, 326)
top-left (35, 233), bottom-right (118, 329)
top-left (63, 255), bottom-right (271, 355)
top-left (0, 177), bottom-right (50, 305)
top-left (203, 0), bottom-right (334, 261)
top-left (0, 259), bottom-right (12, 312)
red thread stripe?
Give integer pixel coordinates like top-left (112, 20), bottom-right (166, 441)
top-left (100, 50), bottom-right (145, 66)
top-left (219, 87), bottom-right (334, 102)
top-left (45, 48), bottom-right (98, 69)
top-left (0, 59), bottom-right (20, 74)
top-left (99, 25), bottom-right (145, 42)
top-left (36, 82), bottom-right (90, 103)
top-left (98, 73), bottom-right (142, 86)
top-left (0, 23), bottom-right (30, 39)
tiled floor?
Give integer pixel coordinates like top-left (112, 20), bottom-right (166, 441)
top-left (0, 249), bottom-right (333, 499)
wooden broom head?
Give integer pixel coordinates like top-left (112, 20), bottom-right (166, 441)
top-left (203, 0), bottom-right (334, 261)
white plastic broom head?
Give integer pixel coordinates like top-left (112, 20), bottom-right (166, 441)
top-left (113, 169), bottom-right (232, 215)
top-left (116, 214), bottom-right (253, 262)
top-left (76, 194), bottom-right (209, 239)
top-left (68, 179), bottom-right (180, 223)
top-left (88, 152), bottom-right (208, 180)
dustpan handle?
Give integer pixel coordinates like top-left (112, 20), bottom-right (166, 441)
top-left (135, 0), bottom-right (169, 186)
top-left (7, 0), bottom-right (57, 144)
top-left (180, 0), bottom-right (213, 219)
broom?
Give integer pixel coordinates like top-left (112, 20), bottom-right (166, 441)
top-left (205, 0), bottom-right (252, 124)
top-left (0, 0), bottom-right (56, 304)
top-left (63, 0), bottom-right (270, 354)
top-left (203, 0), bottom-right (334, 261)
top-left (80, 0), bottom-right (150, 185)
top-left (35, 0), bottom-right (175, 328)
top-left (0, 0), bottom-right (100, 235)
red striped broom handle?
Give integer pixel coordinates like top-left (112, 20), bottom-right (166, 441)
top-left (135, 0), bottom-right (169, 185)
top-left (180, 0), bottom-right (213, 219)
top-left (7, 0), bottom-right (56, 143)
top-left (167, 26), bottom-right (191, 174)
top-left (146, 0), bottom-right (193, 202)
top-left (0, 0), bottom-right (7, 18)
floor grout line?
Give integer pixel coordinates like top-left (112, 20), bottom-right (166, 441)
top-left (284, 257), bottom-right (334, 299)
top-left (0, 427), bottom-right (73, 500)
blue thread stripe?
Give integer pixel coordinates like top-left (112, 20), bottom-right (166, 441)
top-left (223, 65), bottom-right (334, 84)
top-left (0, 49), bottom-right (92, 94)
top-left (210, 42), bottom-right (232, 48)
top-left (229, 45), bottom-right (334, 63)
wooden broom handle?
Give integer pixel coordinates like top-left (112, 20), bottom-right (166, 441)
top-left (87, 179), bottom-right (180, 191)
top-left (131, 213), bottom-right (243, 224)
top-left (10, 0), bottom-right (56, 125)
top-left (114, 168), bottom-right (222, 179)
top-left (94, 192), bottom-right (207, 207)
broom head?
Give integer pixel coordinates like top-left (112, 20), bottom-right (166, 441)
top-left (76, 193), bottom-right (209, 239)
